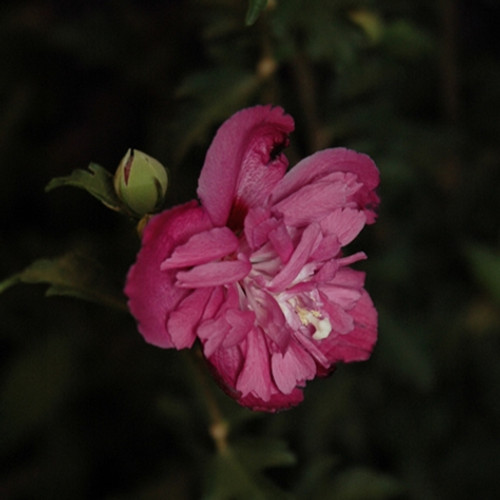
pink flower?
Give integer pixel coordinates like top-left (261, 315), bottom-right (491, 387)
top-left (125, 105), bottom-right (379, 412)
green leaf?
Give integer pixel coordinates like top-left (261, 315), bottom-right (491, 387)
top-left (203, 438), bottom-right (295, 500)
top-left (465, 244), bottom-right (500, 303)
top-left (330, 467), bottom-right (402, 500)
top-left (45, 162), bottom-right (124, 213)
top-left (245, 0), bottom-right (268, 26)
top-left (0, 253), bottom-right (127, 311)
top-left (232, 437), bottom-right (297, 472)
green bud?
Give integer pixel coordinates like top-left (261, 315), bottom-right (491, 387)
top-left (114, 149), bottom-right (168, 216)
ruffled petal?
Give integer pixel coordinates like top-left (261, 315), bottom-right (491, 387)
top-left (166, 288), bottom-right (213, 349)
top-left (317, 290), bottom-right (378, 366)
top-left (176, 258), bottom-right (251, 288)
top-left (223, 309), bottom-right (257, 348)
top-left (268, 223), bottom-right (322, 292)
top-left (271, 148), bottom-right (380, 223)
top-left (271, 341), bottom-right (316, 394)
top-left (272, 173), bottom-right (362, 227)
top-left (320, 207), bottom-right (367, 246)
top-left (161, 227), bottom-right (239, 270)
top-left (197, 105), bottom-right (294, 227)
top-left (125, 201), bottom-right (213, 348)
top-left (236, 328), bottom-right (273, 401)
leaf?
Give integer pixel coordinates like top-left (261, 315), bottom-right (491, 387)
top-left (245, 0), bottom-right (268, 26)
top-left (0, 253), bottom-right (127, 311)
top-left (329, 467), bottom-right (402, 500)
top-left (465, 243), bottom-right (500, 303)
top-left (45, 162), bottom-right (124, 213)
top-left (203, 438), bottom-right (295, 500)
top-left (232, 437), bottom-right (296, 471)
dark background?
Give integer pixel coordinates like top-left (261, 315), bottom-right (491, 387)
top-left (1, 1), bottom-right (500, 498)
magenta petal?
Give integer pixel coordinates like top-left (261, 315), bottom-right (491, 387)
top-left (268, 222), bottom-right (294, 263)
top-left (244, 207), bottom-right (279, 250)
top-left (236, 328), bottom-right (273, 401)
top-left (222, 309), bottom-right (256, 348)
top-left (318, 290), bottom-right (377, 365)
top-left (322, 299), bottom-right (354, 335)
top-left (176, 258), bottom-right (251, 288)
top-left (271, 148), bottom-right (380, 223)
top-left (199, 315), bottom-right (231, 357)
top-left (271, 341), bottom-right (316, 394)
top-left (166, 288), bottom-right (213, 349)
top-left (125, 201), bottom-right (213, 348)
top-left (197, 105), bottom-right (294, 227)
top-left (161, 227), bottom-right (239, 270)
top-left (320, 208), bottom-right (367, 246)
top-left (272, 173), bottom-right (361, 227)
top-left (238, 388), bottom-right (304, 412)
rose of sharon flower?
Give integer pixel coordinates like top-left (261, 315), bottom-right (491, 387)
top-left (125, 105), bottom-right (379, 412)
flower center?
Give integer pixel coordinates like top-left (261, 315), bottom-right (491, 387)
top-left (275, 294), bottom-right (333, 341)
top-left (296, 305), bottom-right (332, 340)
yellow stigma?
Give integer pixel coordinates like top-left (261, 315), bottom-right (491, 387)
top-left (296, 304), bottom-right (332, 341)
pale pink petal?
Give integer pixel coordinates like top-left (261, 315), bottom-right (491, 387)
top-left (271, 148), bottom-right (380, 223)
top-left (125, 201), bottom-right (212, 348)
top-left (176, 258), bottom-right (251, 288)
top-left (271, 341), bottom-right (316, 394)
top-left (268, 223), bottom-right (322, 292)
top-left (197, 105), bottom-right (294, 227)
top-left (244, 284), bottom-right (290, 350)
top-left (166, 288), bottom-right (214, 349)
top-left (161, 227), bottom-right (239, 270)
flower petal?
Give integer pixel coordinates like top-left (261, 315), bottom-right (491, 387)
top-left (197, 105), bottom-right (294, 227)
top-left (125, 201), bottom-right (212, 348)
top-left (161, 227), bottom-right (239, 270)
top-left (317, 290), bottom-right (378, 365)
top-left (271, 148), bottom-right (380, 223)
top-left (236, 328), bottom-right (273, 401)
top-left (176, 258), bottom-right (251, 288)
top-left (271, 341), bottom-right (316, 394)
top-left (320, 207), bottom-right (367, 246)
top-left (268, 223), bottom-right (322, 292)
top-left (272, 173), bottom-right (361, 227)
top-left (222, 309), bottom-right (256, 348)
top-left (166, 288), bottom-right (213, 349)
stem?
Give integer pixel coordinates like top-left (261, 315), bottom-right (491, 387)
top-left (185, 347), bottom-right (229, 454)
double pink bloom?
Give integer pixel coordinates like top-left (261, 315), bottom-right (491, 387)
top-left (125, 105), bottom-right (379, 411)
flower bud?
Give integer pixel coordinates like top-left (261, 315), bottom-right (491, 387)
top-left (114, 149), bottom-right (168, 216)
